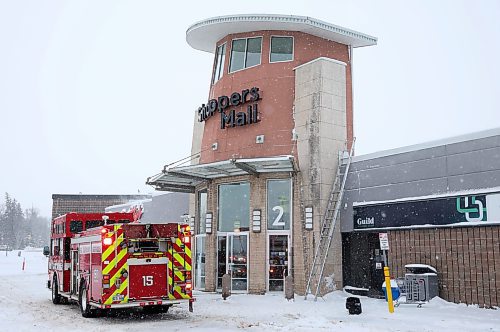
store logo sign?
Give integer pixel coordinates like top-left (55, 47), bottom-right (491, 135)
top-left (197, 87), bottom-right (261, 129)
top-left (356, 217), bottom-right (374, 227)
top-left (456, 196), bottom-right (487, 222)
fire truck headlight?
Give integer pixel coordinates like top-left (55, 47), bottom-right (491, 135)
top-left (103, 238), bottom-right (112, 245)
top-left (186, 282), bottom-right (192, 291)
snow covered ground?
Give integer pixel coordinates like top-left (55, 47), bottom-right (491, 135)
top-left (1, 250), bottom-right (499, 332)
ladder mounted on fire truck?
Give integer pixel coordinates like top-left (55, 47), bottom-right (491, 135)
top-left (304, 139), bottom-right (355, 301)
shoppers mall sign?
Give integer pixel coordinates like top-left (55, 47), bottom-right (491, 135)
top-left (197, 87), bottom-right (260, 129)
top-left (353, 193), bottom-right (500, 230)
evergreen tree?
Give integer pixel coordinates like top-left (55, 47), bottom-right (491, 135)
top-left (25, 207), bottom-right (50, 247)
top-left (0, 193), bottom-right (50, 249)
top-left (0, 199), bottom-right (5, 246)
top-left (3, 193), bottom-right (16, 248)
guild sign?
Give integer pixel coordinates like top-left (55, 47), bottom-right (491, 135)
top-left (356, 216), bottom-right (374, 228)
top-left (197, 87), bottom-right (261, 129)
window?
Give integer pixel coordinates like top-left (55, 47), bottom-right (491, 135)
top-left (267, 179), bottom-right (292, 230)
top-left (86, 220), bottom-right (104, 229)
top-left (64, 238), bottom-right (71, 260)
top-left (212, 43), bottom-right (226, 84)
top-left (198, 191), bottom-right (207, 234)
top-left (218, 182), bottom-right (250, 232)
top-left (195, 235), bottom-right (206, 289)
top-left (270, 36), bottom-right (293, 63)
top-left (69, 220), bottom-right (83, 233)
top-left (127, 240), bottom-right (159, 253)
top-left (56, 223), bottom-right (64, 234)
top-left (52, 238), bottom-right (61, 256)
top-left (229, 37), bottom-right (262, 72)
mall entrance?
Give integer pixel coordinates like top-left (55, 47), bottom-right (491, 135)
top-left (217, 233), bottom-right (249, 292)
top-left (267, 234), bottom-right (290, 291)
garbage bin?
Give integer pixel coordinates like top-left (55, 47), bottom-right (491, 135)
top-left (381, 279), bottom-right (400, 301)
top-left (404, 264), bottom-right (438, 304)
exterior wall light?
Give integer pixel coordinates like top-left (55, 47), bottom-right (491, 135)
top-left (190, 216), bottom-right (195, 235)
top-left (252, 209), bottom-right (261, 232)
top-left (305, 206), bottom-right (313, 230)
top-left (205, 212), bottom-right (213, 234)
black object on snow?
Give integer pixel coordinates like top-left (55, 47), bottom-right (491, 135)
top-left (346, 297), bottom-right (362, 315)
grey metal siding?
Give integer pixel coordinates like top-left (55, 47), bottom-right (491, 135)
top-left (341, 132), bottom-right (500, 232)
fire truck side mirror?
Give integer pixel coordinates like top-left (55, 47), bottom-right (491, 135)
top-left (43, 246), bottom-right (49, 256)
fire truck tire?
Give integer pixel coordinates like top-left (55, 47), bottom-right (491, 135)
top-left (51, 275), bottom-right (61, 304)
top-left (79, 281), bottom-right (95, 318)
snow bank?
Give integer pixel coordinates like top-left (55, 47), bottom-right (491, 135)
top-left (0, 250), bottom-right (498, 331)
top-left (0, 249), bottom-right (47, 276)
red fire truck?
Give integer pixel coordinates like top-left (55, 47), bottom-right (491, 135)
top-left (45, 212), bottom-right (194, 317)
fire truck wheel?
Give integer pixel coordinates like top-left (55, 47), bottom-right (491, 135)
top-left (51, 275), bottom-right (61, 304)
top-left (79, 281), bottom-right (94, 318)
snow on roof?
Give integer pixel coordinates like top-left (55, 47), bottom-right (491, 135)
top-left (405, 264), bottom-right (437, 273)
top-left (352, 127), bottom-right (500, 163)
top-left (352, 186), bottom-right (500, 207)
top-left (353, 220), bottom-right (500, 232)
top-left (186, 14), bottom-right (377, 53)
top-left (105, 198), bottom-right (152, 212)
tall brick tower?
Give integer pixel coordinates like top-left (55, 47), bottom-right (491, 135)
top-left (148, 14), bottom-right (376, 294)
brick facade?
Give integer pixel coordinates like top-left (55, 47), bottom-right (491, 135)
top-left (388, 226), bottom-right (500, 308)
top-left (193, 172), bottom-right (317, 295)
top-left (52, 194), bottom-right (150, 220)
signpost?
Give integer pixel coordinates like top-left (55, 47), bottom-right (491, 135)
top-left (379, 233), bottom-right (394, 313)
top-left (379, 233), bottom-right (389, 250)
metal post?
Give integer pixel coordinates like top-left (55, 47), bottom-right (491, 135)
top-left (382, 249), bottom-right (388, 266)
top-left (384, 266), bottom-right (394, 313)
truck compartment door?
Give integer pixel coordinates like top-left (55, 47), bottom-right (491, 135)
top-left (128, 257), bottom-right (168, 299)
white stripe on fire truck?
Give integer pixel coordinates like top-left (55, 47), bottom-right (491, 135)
top-left (71, 235), bottom-right (101, 244)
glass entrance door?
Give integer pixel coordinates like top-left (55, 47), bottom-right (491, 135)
top-left (217, 233), bottom-right (248, 292)
top-left (268, 234), bottom-right (289, 291)
top-left (194, 235), bottom-right (206, 289)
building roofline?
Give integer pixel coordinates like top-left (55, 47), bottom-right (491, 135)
top-left (186, 14), bottom-right (377, 53)
top-left (352, 127), bottom-right (500, 163)
top-left (52, 194), bottom-right (152, 200)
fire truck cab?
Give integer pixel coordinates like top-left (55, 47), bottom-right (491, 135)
top-left (46, 212), bottom-right (194, 317)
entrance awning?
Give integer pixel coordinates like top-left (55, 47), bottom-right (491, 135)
top-left (146, 156), bottom-right (296, 193)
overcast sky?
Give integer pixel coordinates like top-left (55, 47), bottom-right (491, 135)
top-left (0, 0), bottom-right (499, 218)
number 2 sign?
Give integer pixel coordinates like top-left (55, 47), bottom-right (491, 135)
top-left (272, 206), bottom-right (285, 226)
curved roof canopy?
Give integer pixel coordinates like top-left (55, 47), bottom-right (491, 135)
top-left (186, 14), bottom-right (377, 53)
